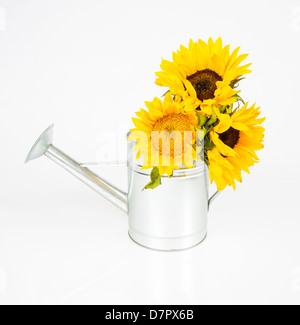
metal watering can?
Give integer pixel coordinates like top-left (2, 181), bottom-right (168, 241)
top-left (25, 124), bottom-right (221, 251)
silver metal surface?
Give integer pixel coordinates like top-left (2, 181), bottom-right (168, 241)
top-left (25, 124), bottom-right (54, 163)
top-left (128, 231), bottom-right (208, 252)
top-left (80, 161), bottom-right (127, 167)
top-left (127, 141), bottom-right (209, 250)
top-left (25, 125), bottom-right (128, 213)
top-left (26, 125), bottom-right (223, 251)
top-left (208, 190), bottom-right (222, 210)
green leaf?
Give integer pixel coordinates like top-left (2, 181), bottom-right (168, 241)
top-left (227, 104), bottom-right (233, 114)
top-left (204, 151), bottom-right (210, 166)
top-left (196, 111), bottom-right (208, 127)
top-left (204, 128), bottom-right (211, 137)
top-left (194, 126), bottom-right (205, 141)
top-left (161, 90), bottom-right (171, 98)
top-left (230, 77), bottom-right (245, 89)
top-left (193, 125), bottom-right (202, 132)
top-left (219, 105), bottom-right (228, 114)
top-left (206, 109), bottom-right (218, 127)
top-left (233, 94), bottom-right (245, 105)
top-left (143, 167), bottom-right (162, 190)
top-left (204, 137), bottom-right (215, 150)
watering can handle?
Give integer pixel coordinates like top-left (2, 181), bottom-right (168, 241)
top-left (208, 190), bottom-right (222, 210)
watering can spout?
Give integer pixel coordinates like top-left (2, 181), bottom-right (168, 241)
top-left (25, 125), bottom-right (128, 214)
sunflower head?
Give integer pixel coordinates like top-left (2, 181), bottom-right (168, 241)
top-left (187, 69), bottom-right (223, 102)
top-left (207, 103), bottom-right (266, 191)
top-left (129, 94), bottom-right (200, 179)
top-left (155, 38), bottom-right (251, 116)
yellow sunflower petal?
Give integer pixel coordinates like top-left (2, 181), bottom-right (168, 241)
top-left (155, 38), bottom-right (251, 116)
top-left (207, 102), bottom-right (265, 190)
top-left (130, 97), bottom-right (200, 173)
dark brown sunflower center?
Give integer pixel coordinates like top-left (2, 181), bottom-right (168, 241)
top-left (219, 127), bottom-right (240, 149)
top-left (187, 69), bottom-right (223, 101)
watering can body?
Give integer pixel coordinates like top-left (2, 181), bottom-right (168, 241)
top-left (127, 141), bottom-right (210, 250)
top-left (26, 125), bottom-right (221, 251)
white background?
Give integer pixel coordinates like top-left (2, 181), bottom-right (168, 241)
top-left (0, 0), bottom-right (300, 305)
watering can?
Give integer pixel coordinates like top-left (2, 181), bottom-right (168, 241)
top-left (25, 124), bottom-right (222, 251)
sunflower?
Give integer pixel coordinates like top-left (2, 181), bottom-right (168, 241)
top-left (155, 38), bottom-right (251, 116)
top-left (207, 103), bottom-right (265, 191)
top-left (129, 94), bottom-right (199, 178)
